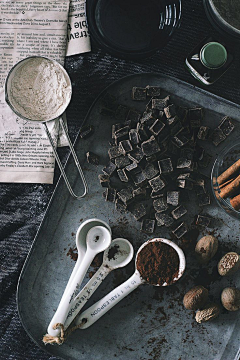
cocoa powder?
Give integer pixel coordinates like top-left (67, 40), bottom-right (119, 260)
top-left (136, 241), bottom-right (180, 286)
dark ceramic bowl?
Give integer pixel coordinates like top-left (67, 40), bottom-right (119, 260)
top-left (86, 0), bottom-right (182, 59)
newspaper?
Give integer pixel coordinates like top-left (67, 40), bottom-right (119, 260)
top-left (0, 0), bottom-right (70, 184)
top-left (66, 0), bottom-right (91, 56)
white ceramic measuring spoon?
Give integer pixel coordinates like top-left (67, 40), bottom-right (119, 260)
top-left (47, 225), bottom-right (111, 336)
top-left (64, 238), bottom-right (134, 331)
top-left (63, 219), bottom-right (111, 297)
top-left (74, 238), bottom-right (186, 330)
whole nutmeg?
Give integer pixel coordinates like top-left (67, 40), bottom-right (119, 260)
top-left (183, 285), bottom-right (209, 310)
top-left (195, 303), bottom-right (220, 323)
top-left (218, 252), bottom-right (240, 276)
top-left (221, 287), bottom-right (240, 311)
top-left (195, 235), bottom-right (218, 264)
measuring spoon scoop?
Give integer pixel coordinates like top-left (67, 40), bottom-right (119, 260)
top-left (47, 225), bottom-right (111, 336)
top-left (74, 238), bottom-right (186, 330)
top-left (64, 238), bottom-right (134, 331)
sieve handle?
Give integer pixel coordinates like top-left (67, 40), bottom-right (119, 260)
top-left (74, 271), bottom-right (143, 330)
top-left (43, 119), bottom-right (88, 199)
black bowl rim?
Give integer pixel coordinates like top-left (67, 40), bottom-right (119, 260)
top-left (86, 0), bottom-right (182, 59)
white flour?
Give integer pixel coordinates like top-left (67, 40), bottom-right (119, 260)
top-left (8, 57), bottom-right (72, 121)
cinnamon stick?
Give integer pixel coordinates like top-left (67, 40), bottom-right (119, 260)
top-left (217, 159), bottom-right (240, 185)
top-left (230, 194), bottom-right (240, 211)
top-left (219, 174), bottom-right (240, 199)
top-left (219, 177), bottom-right (236, 189)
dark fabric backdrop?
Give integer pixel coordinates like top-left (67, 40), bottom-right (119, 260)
top-left (1, 1), bottom-right (240, 359)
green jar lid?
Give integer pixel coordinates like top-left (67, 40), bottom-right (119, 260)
top-left (200, 42), bottom-right (227, 69)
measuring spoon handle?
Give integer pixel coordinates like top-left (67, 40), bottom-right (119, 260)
top-left (47, 249), bottom-right (94, 336)
top-left (64, 264), bottom-right (111, 330)
top-left (74, 271), bottom-right (142, 329)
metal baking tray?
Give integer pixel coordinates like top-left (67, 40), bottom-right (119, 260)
top-left (17, 74), bottom-right (240, 360)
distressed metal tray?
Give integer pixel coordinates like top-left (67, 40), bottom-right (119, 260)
top-left (17, 74), bottom-right (240, 360)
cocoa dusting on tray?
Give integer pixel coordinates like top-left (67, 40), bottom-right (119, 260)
top-left (136, 241), bottom-right (179, 286)
top-left (67, 247), bottom-right (78, 262)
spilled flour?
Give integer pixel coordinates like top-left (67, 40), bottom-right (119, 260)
top-left (8, 57), bottom-right (72, 121)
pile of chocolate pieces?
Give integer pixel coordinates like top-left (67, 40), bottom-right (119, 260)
top-left (93, 86), bottom-right (234, 237)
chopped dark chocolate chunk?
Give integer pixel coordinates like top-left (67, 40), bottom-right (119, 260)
top-left (150, 190), bottom-right (163, 199)
top-left (188, 107), bottom-right (203, 122)
top-left (155, 213), bottom-right (174, 227)
top-left (115, 155), bottom-right (131, 169)
top-left (143, 163), bottom-right (159, 180)
top-left (196, 214), bottom-right (211, 227)
top-left (211, 128), bottom-right (226, 146)
top-left (177, 173), bottom-right (191, 180)
top-left (141, 136), bottom-right (161, 156)
top-left (117, 188), bottom-right (133, 204)
top-left (140, 110), bottom-right (153, 124)
top-left (197, 126), bottom-right (210, 140)
top-left (152, 96), bottom-right (170, 110)
top-left (167, 191), bottom-right (180, 206)
top-left (172, 131), bottom-right (189, 147)
top-left (146, 154), bottom-right (158, 163)
top-left (115, 199), bottom-right (127, 213)
top-left (98, 174), bottom-right (110, 187)
top-left (132, 171), bottom-right (147, 187)
top-left (129, 129), bottom-right (139, 145)
top-left (103, 162), bottom-right (116, 176)
top-left (176, 158), bottom-right (192, 170)
top-left (149, 119), bottom-right (165, 136)
top-left (218, 116), bottom-right (235, 136)
top-left (178, 106), bottom-right (188, 125)
top-left (131, 203), bottom-right (147, 220)
top-left (158, 158), bottom-right (173, 174)
top-left (170, 120), bottom-right (184, 135)
top-left (194, 184), bottom-right (206, 195)
top-left (198, 192), bottom-right (210, 206)
top-left (146, 85), bottom-right (161, 97)
top-left (112, 123), bottom-right (121, 139)
top-left (108, 146), bottom-right (123, 159)
top-left (133, 187), bottom-right (147, 200)
top-left (168, 141), bottom-right (179, 156)
top-left (119, 140), bottom-right (133, 154)
top-left (141, 219), bottom-right (155, 234)
top-left (180, 148), bottom-right (194, 161)
top-left (125, 161), bottom-right (141, 174)
top-left (105, 188), bottom-right (117, 202)
top-left (171, 205), bottom-right (187, 220)
top-left (164, 104), bottom-right (176, 119)
top-left (86, 151), bottom-right (100, 165)
top-left (176, 178), bottom-right (193, 190)
top-left (132, 87), bottom-right (147, 101)
top-left (198, 151), bottom-right (212, 168)
top-left (124, 119), bottom-right (133, 128)
top-left (172, 222), bottom-right (188, 239)
top-left (137, 124), bottom-right (149, 141)
top-left (126, 109), bottom-right (141, 122)
top-left (117, 168), bottom-right (129, 182)
top-left (115, 105), bottom-right (129, 120)
top-left (79, 125), bottom-right (94, 139)
top-left (128, 147), bottom-right (144, 163)
top-left (114, 126), bottom-right (130, 143)
top-left (149, 175), bottom-right (165, 192)
top-left (153, 196), bottom-right (168, 213)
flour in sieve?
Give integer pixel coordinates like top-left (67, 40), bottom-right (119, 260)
top-left (8, 57), bottom-right (72, 121)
